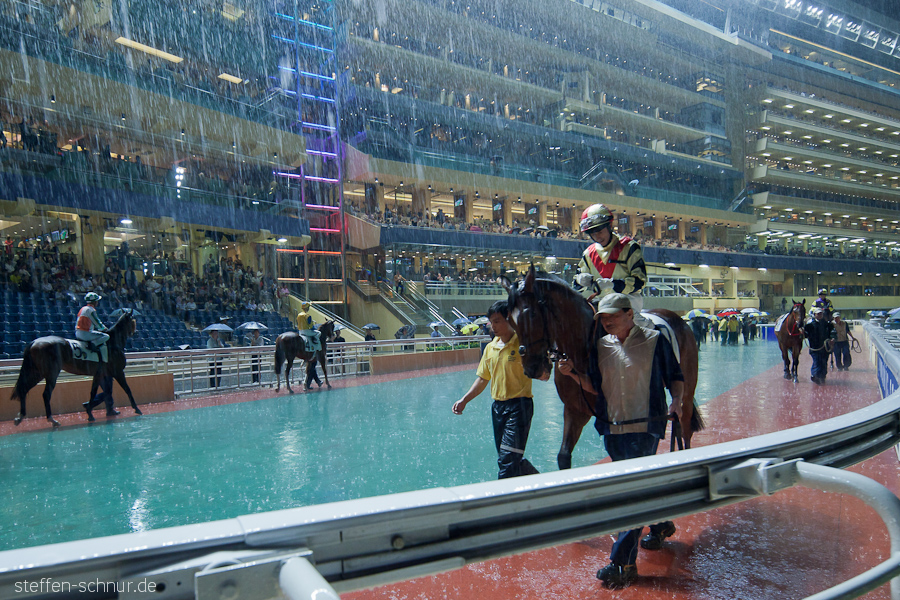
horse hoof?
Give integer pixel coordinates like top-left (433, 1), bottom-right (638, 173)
top-left (14, 415), bottom-right (23, 426)
top-left (83, 402), bottom-right (96, 422)
top-left (326, 384), bottom-right (332, 389)
top-left (783, 373), bottom-right (791, 380)
top-left (50, 419), bottom-right (60, 427)
top-left (134, 407), bottom-right (143, 416)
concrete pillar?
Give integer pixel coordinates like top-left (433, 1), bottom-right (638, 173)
top-left (502, 199), bottom-right (513, 228)
top-left (677, 220), bottom-right (686, 243)
top-left (757, 233), bottom-right (767, 250)
top-left (652, 217), bottom-right (661, 241)
top-left (700, 223), bottom-right (708, 246)
top-left (80, 225), bottom-right (105, 275)
top-left (802, 239), bottom-right (808, 253)
top-left (537, 201), bottom-right (548, 228)
top-left (411, 187), bottom-right (429, 219)
top-left (365, 183), bottom-right (384, 214)
top-left (726, 272), bottom-right (737, 297)
top-left (236, 242), bottom-right (258, 273)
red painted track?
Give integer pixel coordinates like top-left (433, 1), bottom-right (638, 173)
top-left (341, 350), bottom-right (894, 600)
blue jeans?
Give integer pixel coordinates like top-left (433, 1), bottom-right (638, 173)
top-left (605, 433), bottom-right (670, 566)
top-left (491, 398), bottom-right (534, 479)
top-left (810, 349), bottom-right (829, 379)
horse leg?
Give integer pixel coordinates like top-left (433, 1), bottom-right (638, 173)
top-left (781, 345), bottom-right (792, 380)
top-left (558, 405), bottom-right (591, 470)
top-left (791, 347), bottom-right (800, 383)
top-left (42, 373), bottom-right (60, 427)
top-left (285, 359), bottom-right (294, 394)
top-left (113, 370), bottom-right (142, 415)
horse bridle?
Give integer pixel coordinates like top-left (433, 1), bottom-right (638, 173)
top-left (515, 292), bottom-right (560, 363)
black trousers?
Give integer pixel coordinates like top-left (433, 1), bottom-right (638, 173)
top-left (491, 397), bottom-right (534, 479)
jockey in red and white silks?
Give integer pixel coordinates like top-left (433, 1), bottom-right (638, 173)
top-left (76, 292), bottom-right (109, 363)
top-left (573, 204), bottom-right (650, 328)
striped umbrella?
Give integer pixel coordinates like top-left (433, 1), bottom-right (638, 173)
top-left (686, 309), bottom-right (708, 319)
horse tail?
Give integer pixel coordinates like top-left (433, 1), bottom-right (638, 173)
top-left (690, 399), bottom-right (705, 432)
top-left (274, 339), bottom-right (284, 375)
top-left (10, 342), bottom-right (37, 403)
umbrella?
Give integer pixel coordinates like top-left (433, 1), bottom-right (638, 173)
top-left (888, 307), bottom-right (900, 316)
top-left (461, 323), bottom-right (479, 334)
top-left (686, 309), bottom-right (708, 319)
top-left (362, 323), bottom-right (380, 330)
top-left (537, 225), bottom-right (550, 231)
top-left (108, 308), bottom-right (142, 319)
top-left (202, 323), bottom-right (233, 333)
top-left (474, 316), bottom-right (490, 325)
top-left (236, 321), bottom-right (268, 331)
top-left (741, 307), bottom-right (760, 314)
top-left (429, 322), bottom-right (444, 328)
top-left (717, 310), bottom-right (740, 317)
top-left (452, 317), bottom-right (472, 326)
top-left (707, 314), bottom-right (719, 321)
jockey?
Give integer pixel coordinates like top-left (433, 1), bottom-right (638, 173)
top-left (813, 289), bottom-right (834, 320)
top-left (297, 302), bottom-right (321, 349)
top-left (76, 292), bottom-right (109, 364)
top-left (573, 203), bottom-right (651, 328)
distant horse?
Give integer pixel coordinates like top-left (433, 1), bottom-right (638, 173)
top-left (274, 321), bottom-right (335, 393)
top-left (10, 309), bottom-right (141, 426)
top-left (776, 300), bottom-right (806, 382)
top-left (505, 267), bottom-right (704, 470)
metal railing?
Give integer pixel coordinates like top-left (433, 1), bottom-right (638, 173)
top-left (0, 338), bottom-right (488, 397)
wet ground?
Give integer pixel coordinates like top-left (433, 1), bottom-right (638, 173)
top-left (0, 338), bottom-right (890, 598)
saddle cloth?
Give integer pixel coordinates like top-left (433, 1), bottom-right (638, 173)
top-left (67, 339), bottom-right (102, 362)
top-left (299, 330), bottom-right (322, 353)
top-left (774, 313), bottom-right (788, 334)
top-left (642, 312), bottom-right (681, 364)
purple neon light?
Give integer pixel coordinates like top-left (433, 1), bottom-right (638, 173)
top-left (305, 204), bottom-right (340, 210)
top-left (305, 176), bottom-right (339, 183)
top-left (310, 227), bottom-right (341, 233)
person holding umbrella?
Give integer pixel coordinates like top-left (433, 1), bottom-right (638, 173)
top-left (207, 328), bottom-right (225, 388)
top-left (247, 327), bottom-right (263, 384)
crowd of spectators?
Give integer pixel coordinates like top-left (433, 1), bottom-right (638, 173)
top-left (1, 235), bottom-right (287, 328)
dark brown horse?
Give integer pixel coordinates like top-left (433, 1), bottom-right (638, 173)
top-left (10, 309), bottom-right (141, 426)
top-left (274, 321), bottom-right (335, 393)
top-left (776, 300), bottom-right (806, 383)
top-left (505, 267), bottom-right (704, 470)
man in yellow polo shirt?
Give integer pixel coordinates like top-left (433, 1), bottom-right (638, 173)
top-left (453, 300), bottom-right (537, 479)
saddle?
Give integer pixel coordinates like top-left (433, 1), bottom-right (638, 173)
top-left (67, 339), bottom-right (105, 363)
top-left (298, 330), bottom-right (322, 353)
top-left (642, 312), bottom-right (681, 364)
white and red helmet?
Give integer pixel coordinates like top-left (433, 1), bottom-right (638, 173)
top-left (580, 204), bottom-right (614, 234)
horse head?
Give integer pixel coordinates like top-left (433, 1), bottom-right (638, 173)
top-left (505, 266), bottom-right (553, 380)
top-left (320, 320), bottom-right (335, 340)
top-left (791, 299), bottom-right (806, 322)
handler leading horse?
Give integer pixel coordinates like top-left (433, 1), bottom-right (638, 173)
top-left (505, 267), bottom-right (704, 470)
top-left (10, 309), bottom-right (141, 426)
top-left (775, 300), bottom-right (806, 383)
top-left (274, 320), bottom-right (335, 393)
